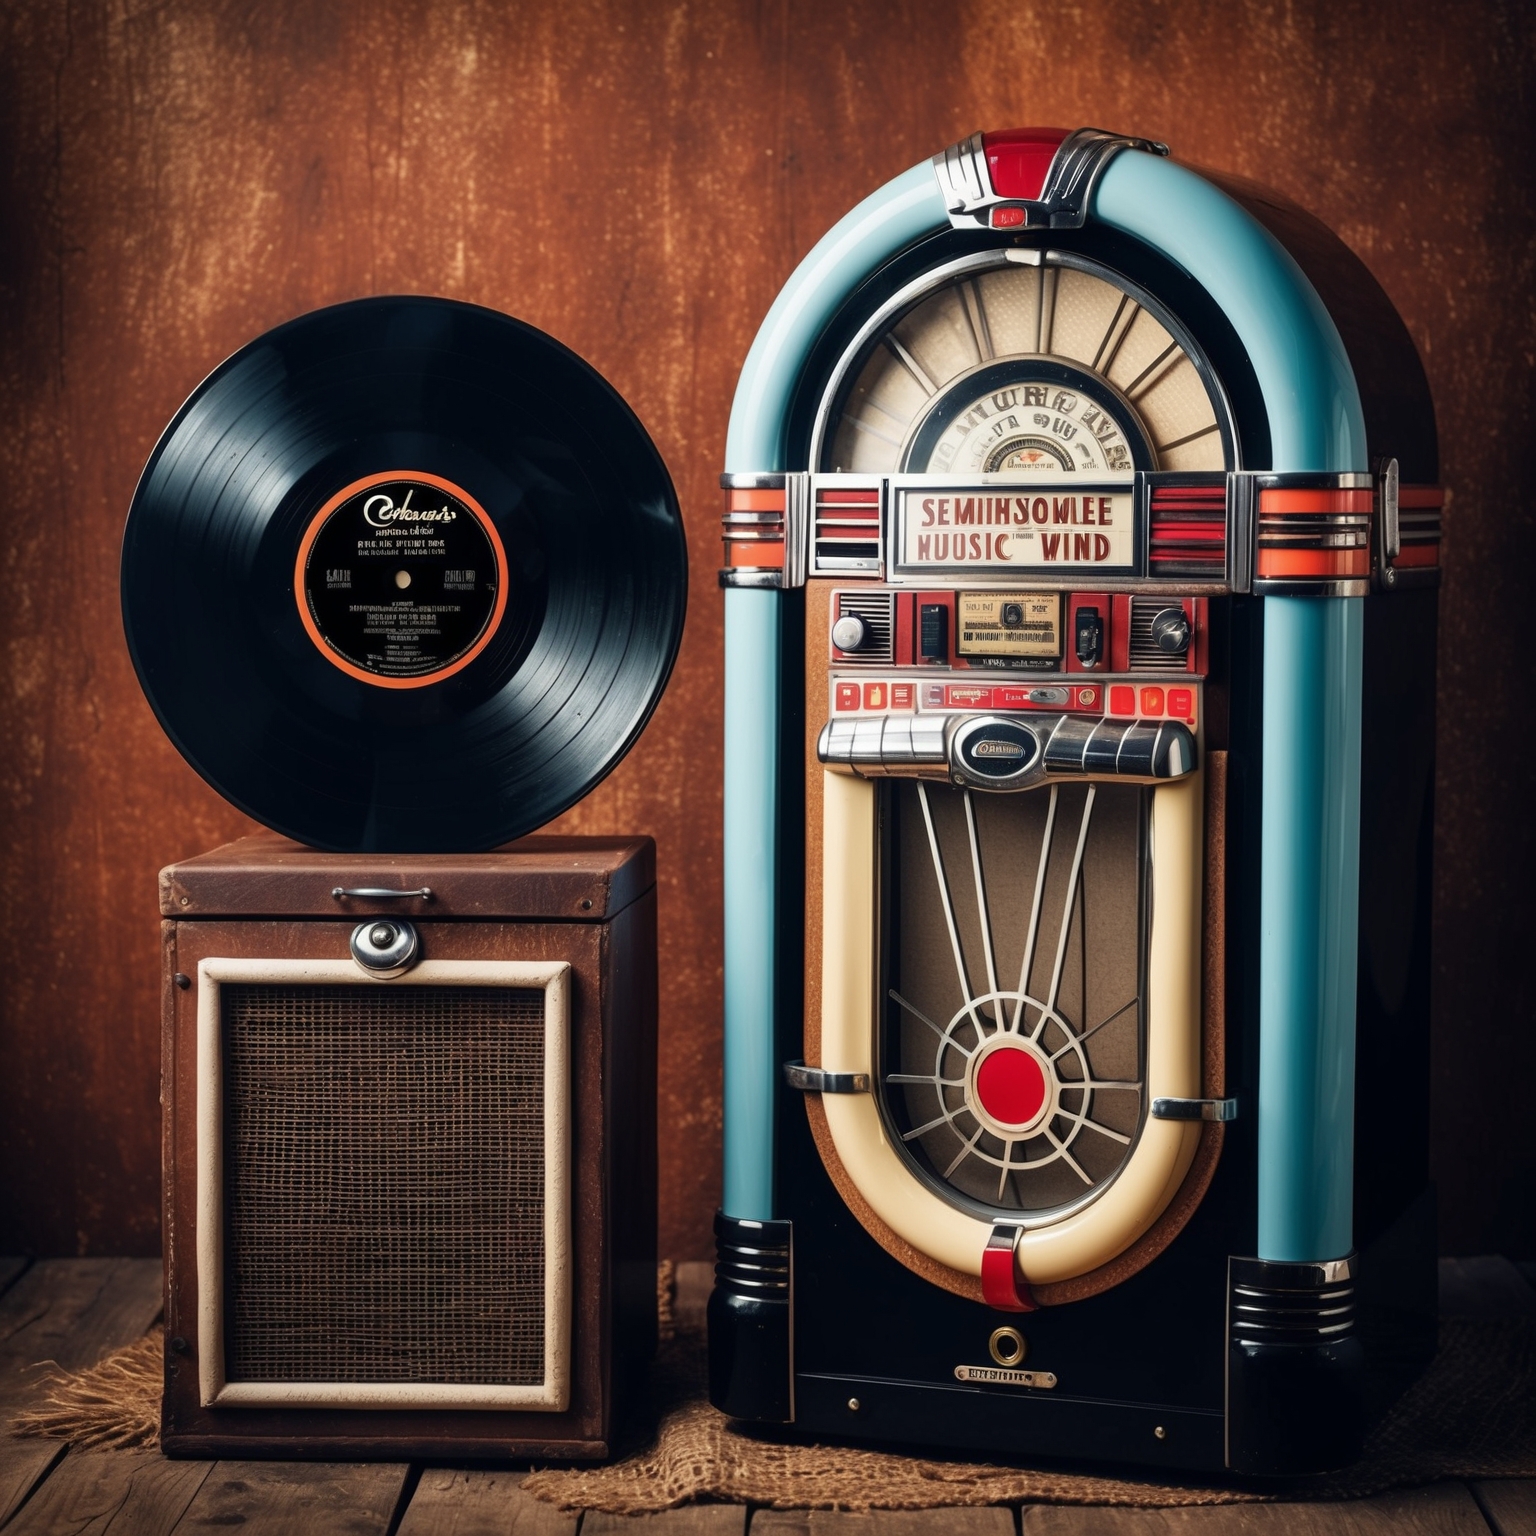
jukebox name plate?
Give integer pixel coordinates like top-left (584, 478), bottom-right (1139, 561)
top-left (953, 1364), bottom-right (1059, 1389)
top-left (897, 485), bottom-right (1135, 571)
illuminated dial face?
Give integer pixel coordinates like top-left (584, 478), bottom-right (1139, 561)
top-left (818, 256), bottom-right (1231, 475)
top-left (909, 370), bottom-right (1144, 476)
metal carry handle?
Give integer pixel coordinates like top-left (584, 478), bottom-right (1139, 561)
top-left (331, 886), bottom-right (434, 901)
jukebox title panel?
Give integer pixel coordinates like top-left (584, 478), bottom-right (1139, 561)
top-left (900, 483), bottom-right (1134, 571)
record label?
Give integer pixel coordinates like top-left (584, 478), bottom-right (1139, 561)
top-left (295, 470), bottom-right (509, 688)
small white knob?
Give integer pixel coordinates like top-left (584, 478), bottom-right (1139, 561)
top-left (832, 614), bottom-right (869, 651)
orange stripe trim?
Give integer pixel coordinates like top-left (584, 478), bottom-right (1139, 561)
top-left (726, 542), bottom-right (785, 568)
top-left (1256, 548), bottom-right (1370, 579)
top-left (1259, 488), bottom-right (1374, 515)
top-left (728, 489), bottom-right (786, 513)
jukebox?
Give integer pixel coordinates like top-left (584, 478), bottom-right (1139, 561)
top-left (709, 128), bottom-right (1442, 1476)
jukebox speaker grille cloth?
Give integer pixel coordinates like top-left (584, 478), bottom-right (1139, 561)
top-left (882, 781), bottom-right (1146, 1217)
top-left (221, 983), bottom-right (546, 1386)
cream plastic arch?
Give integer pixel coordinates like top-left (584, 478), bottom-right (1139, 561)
top-left (819, 768), bottom-right (1203, 1287)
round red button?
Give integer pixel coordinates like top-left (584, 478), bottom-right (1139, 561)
top-left (975, 1045), bottom-right (1048, 1126)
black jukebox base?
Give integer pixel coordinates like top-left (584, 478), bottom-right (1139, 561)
top-left (710, 1105), bottom-right (1438, 1478)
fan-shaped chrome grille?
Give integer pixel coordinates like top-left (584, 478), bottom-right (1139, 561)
top-left (880, 779), bottom-right (1146, 1219)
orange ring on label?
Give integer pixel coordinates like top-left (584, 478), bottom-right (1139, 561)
top-left (293, 469), bottom-right (510, 690)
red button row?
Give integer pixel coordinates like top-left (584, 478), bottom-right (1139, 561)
top-left (834, 682), bottom-right (1104, 713)
top-left (1108, 685), bottom-right (1194, 721)
top-left (835, 681), bottom-right (916, 712)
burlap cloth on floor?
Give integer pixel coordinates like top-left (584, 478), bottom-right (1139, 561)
top-left (522, 1311), bottom-right (1535, 1513)
top-left (10, 1264), bottom-right (1534, 1511)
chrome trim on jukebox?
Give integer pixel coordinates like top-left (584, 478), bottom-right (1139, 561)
top-left (783, 1060), bottom-right (871, 1094)
top-left (720, 569), bottom-right (782, 590)
top-left (1226, 471), bottom-right (1255, 594)
top-left (811, 475), bottom-right (883, 576)
top-left (1152, 1096), bottom-right (1238, 1122)
top-left (1228, 1253), bottom-right (1358, 1343)
top-left (1378, 457), bottom-right (1401, 561)
top-left (933, 132), bottom-right (990, 218)
top-left (719, 472), bottom-right (788, 589)
top-left (721, 472), bottom-right (790, 490)
top-left (1250, 471), bottom-right (1375, 599)
top-left (1372, 460), bottom-right (1443, 593)
top-left (817, 711), bottom-right (1197, 788)
top-left (785, 471), bottom-right (810, 588)
top-left (933, 127), bottom-right (1169, 234)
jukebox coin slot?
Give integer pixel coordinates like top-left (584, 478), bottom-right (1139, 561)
top-left (918, 595), bottom-right (952, 663)
top-left (1068, 592), bottom-right (1108, 671)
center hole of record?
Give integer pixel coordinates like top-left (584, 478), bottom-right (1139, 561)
top-left (395, 570), bottom-right (412, 589)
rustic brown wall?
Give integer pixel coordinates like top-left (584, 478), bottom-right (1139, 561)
top-left (1, 0), bottom-right (1531, 1261)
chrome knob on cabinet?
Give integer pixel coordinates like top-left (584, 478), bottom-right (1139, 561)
top-left (1150, 606), bottom-right (1191, 656)
top-left (831, 613), bottom-right (870, 652)
top-left (350, 918), bottom-right (420, 977)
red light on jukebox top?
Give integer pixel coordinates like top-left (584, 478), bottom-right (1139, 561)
top-left (982, 128), bottom-right (1071, 200)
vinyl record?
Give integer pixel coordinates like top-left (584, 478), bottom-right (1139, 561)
top-left (122, 296), bottom-right (687, 852)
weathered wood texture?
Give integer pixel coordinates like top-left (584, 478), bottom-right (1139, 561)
top-left (1021, 1482), bottom-right (1495, 1531)
top-left (0, 0), bottom-right (1532, 1263)
top-left (582, 1509), bottom-right (748, 1535)
top-left (395, 1473), bottom-right (578, 1536)
top-left (1474, 1480), bottom-right (1536, 1536)
top-left (0, 1258), bottom-right (162, 1526)
top-left (0, 1260), bottom-right (162, 1401)
top-left (170, 1460), bottom-right (409, 1534)
top-left (2, 1448), bottom-right (210, 1536)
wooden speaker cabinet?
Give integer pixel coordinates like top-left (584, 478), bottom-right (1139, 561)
top-left (159, 833), bottom-right (657, 1460)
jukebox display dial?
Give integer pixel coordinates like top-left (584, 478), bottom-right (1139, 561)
top-left (818, 255), bottom-right (1229, 477)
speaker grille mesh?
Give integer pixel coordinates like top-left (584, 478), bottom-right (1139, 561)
top-left (221, 984), bottom-right (547, 1386)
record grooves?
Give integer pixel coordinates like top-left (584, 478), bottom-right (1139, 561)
top-left (122, 297), bottom-right (687, 852)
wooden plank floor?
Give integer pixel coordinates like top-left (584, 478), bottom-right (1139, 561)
top-left (0, 1257), bottom-right (1530, 1535)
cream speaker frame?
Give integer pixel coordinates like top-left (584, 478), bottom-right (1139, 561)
top-left (818, 764), bottom-right (1203, 1292)
top-left (194, 957), bottom-right (572, 1412)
